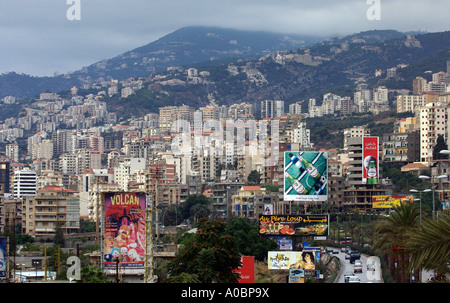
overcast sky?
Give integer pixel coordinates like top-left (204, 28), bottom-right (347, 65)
top-left (1, 0), bottom-right (449, 77)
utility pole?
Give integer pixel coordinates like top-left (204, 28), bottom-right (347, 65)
top-left (96, 179), bottom-right (100, 246)
top-left (144, 194), bottom-right (157, 283)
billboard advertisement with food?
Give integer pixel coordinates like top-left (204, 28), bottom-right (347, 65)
top-left (103, 192), bottom-right (146, 268)
top-left (372, 195), bottom-right (414, 208)
top-left (259, 215), bottom-right (329, 237)
top-left (284, 151), bottom-right (328, 202)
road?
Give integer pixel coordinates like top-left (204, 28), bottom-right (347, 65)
top-left (331, 248), bottom-right (383, 283)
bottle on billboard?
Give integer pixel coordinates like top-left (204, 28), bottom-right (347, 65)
top-left (287, 153), bottom-right (305, 178)
top-left (285, 172), bottom-right (308, 194)
top-left (298, 154), bottom-right (320, 178)
top-left (367, 158), bottom-right (378, 184)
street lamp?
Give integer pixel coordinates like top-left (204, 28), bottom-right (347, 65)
top-left (439, 150), bottom-right (450, 156)
top-left (418, 174), bottom-right (448, 217)
top-left (409, 189), bottom-right (432, 223)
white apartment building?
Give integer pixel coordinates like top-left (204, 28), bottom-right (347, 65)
top-left (396, 95), bottom-right (426, 113)
top-left (13, 168), bottom-right (37, 199)
top-left (113, 158), bottom-right (146, 191)
top-left (343, 126), bottom-right (370, 150)
top-left (419, 102), bottom-right (450, 162)
top-left (290, 122), bottom-right (312, 149)
top-left (32, 140), bottom-right (54, 161)
top-left (288, 101), bottom-right (302, 115)
top-left (261, 100), bottom-right (284, 118)
top-left (6, 143), bottom-right (19, 162)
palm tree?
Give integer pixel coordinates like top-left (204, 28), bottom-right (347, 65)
top-left (405, 211), bottom-right (450, 281)
top-left (371, 202), bottom-right (420, 283)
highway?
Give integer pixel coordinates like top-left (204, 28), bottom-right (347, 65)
top-left (331, 248), bottom-right (383, 283)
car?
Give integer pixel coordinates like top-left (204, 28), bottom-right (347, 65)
top-left (344, 272), bottom-right (354, 283)
top-left (354, 264), bottom-right (363, 273)
top-left (332, 249), bottom-right (339, 254)
top-left (341, 247), bottom-right (347, 252)
top-left (354, 259), bottom-right (362, 266)
top-left (350, 251), bottom-right (361, 264)
top-left (345, 253), bottom-right (350, 260)
top-left (348, 276), bottom-right (360, 283)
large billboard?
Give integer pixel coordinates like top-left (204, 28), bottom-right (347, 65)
top-left (259, 215), bottom-right (329, 237)
top-left (372, 195), bottom-right (414, 208)
top-left (0, 237), bottom-right (6, 278)
top-left (268, 251), bottom-right (316, 270)
top-left (103, 192), bottom-right (146, 269)
top-left (284, 151), bottom-right (328, 201)
top-left (362, 137), bottom-right (379, 184)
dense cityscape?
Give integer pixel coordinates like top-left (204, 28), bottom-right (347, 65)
top-left (0, 2), bottom-right (449, 294)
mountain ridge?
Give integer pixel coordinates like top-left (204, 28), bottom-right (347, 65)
top-left (0, 26), bottom-right (410, 99)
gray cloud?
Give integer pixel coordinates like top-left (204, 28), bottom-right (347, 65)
top-left (0, 0), bottom-right (448, 76)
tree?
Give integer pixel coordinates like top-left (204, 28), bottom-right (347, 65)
top-left (433, 134), bottom-right (449, 160)
top-left (179, 194), bottom-right (211, 222)
top-left (405, 211), bottom-right (450, 281)
top-left (167, 219), bottom-right (241, 283)
top-left (78, 265), bottom-right (110, 283)
top-left (53, 226), bottom-right (65, 246)
top-left (225, 217), bottom-right (277, 261)
top-left (371, 202), bottom-right (420, 283)
top-left (247, 170), bottom-right (261, 185)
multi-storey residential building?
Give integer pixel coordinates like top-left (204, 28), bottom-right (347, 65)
top-left (419, 102), bottom-right (450, 162)
top-left (6, 143), bottom-right (19, 163)
top-left (231, 186), bottom-right (279, 219)
top-left (343, 126), bottom-right (370, 150)
top-left (22, 185), bottom-right (80, 238)
top-left (396, 95), bottom-right (425, 113)
top-left (382, 117), bottom-right (420, 163)
top-left (288, 101), bottom-right (302, 115)
top-left (261, 100), bottom-right (284, 119)
top-left (13, 168), bottom-right (37, 199)
top-left (114, 158), bottom-right (146, 191)
top-left (0, 162), bottom-right (11, 194)
top-left (2, 195), bottom-right (22, 235)
top-left (52, 129), bottom-right (74, 156)
top-left (413, 76), bottom-right (428, 95)
top-left (32, 139), bottom-right (54, 161)
top-left (343, 137), bottom-right (389, 211)
top-left (159, 105), bottom-right (194, 132)
top-left (207, 181), bottom-right (244, 221)
top-left (228, 102), bottom-right (254, 120)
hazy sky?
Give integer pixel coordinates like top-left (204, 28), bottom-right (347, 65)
top-left (0, 0), bottom-right (449, 77)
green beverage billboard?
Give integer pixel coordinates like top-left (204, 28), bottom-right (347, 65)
top-left (284, 151), bottom-right (328, 201)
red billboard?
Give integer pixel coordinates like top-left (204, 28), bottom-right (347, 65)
top-left (234, 256), bottom-right (255, 283)
top-left (362, 137), bottom-right (379, 184)
top-left (103, 192), bottom-right (146, 268)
